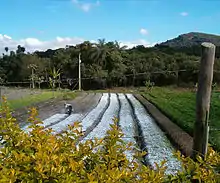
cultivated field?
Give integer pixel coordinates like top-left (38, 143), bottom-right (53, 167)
top-left (142, 87), bottom-right (220, 152)
top-left (21, 93), bottom-right (182, 175)
top-left (6, 86), bottom-right (219, 175)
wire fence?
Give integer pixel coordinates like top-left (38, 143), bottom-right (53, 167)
top-left (2, 68), bottom-right (220, 84)
top-left (1, 68), bottom-right (220, 101)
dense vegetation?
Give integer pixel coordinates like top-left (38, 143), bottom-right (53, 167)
top-left (0, 98), bottom-right (219, 182)
top-left (1, 33), bottom-right (220, 90)
top-left (142, 87), bottom-right (220, 152)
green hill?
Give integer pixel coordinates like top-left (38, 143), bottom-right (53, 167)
top-left (159, 32), bottom-right (220, 47)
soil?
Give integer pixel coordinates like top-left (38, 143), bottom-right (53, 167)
top-left (14, 92), bottom-right (102, 128)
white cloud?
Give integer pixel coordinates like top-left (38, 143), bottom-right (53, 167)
top-left (140, 28), bottom-right (148, 35)
top-left (0, 34), bottom-right (84, 54)
top-left (0, 34), bottom-right (12, 40)
top-left (72, 0), bottom-right (100, 12)
top-left (119, 39), bottom-right (155, 49)
top-left (0, 33), bottom-right (155, 54)
top-left (180, 12), bottom-right (188, 16)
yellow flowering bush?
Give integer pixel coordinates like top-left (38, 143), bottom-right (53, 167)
top-left (0, 96), bottom-right (219, 182)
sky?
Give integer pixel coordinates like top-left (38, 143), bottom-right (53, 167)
top-left (0, 0), bottom-right (220, 53)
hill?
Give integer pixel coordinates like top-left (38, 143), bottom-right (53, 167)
top-left (159, 32), bottom-right (220, 47)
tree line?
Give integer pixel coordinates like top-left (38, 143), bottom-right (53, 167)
top-left (1, 40), bottom-right (220, 90)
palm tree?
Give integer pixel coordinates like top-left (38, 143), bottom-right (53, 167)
top-left (90, 39), bottom-right (110, 67)
top-left (114, 40), bottom-right (127, 51)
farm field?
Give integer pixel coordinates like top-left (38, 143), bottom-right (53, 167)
top-left (5, 86), bottom-right (220, 174)
top-left (0, 87), bottom-right (80, 128)
top-left (0, 87), bottom-right (42, 101)
top-left (19, 92), bottom-right (182, 175)
top-left (0, 87), bottom-right (65, 109)
top-left (142, 87), bottom-right (220, 152)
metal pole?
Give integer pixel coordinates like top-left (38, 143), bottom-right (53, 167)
top-left (79, 52), bottom-right (81, 91)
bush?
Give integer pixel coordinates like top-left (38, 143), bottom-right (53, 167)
top-left (0, 96), bottom-right (219, 182)
top-left (145, 80), bottom-right (155, 91)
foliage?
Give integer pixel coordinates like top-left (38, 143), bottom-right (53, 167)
top-left (142, 87), bottom-right (220, 152)
top-left (0, 97), bottom-right (219, 182)
top-left (145, 80), bottom-right (155, 91)
top-left (48, 67), bottom-right (61, 90)
top-left (36, 76), bottom-right (45, 89)
top-left (212, 82), bottom-right (217, 90)
top-left (3, 37), bottom-right (220, 89)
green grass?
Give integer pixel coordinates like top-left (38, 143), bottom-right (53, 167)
top-left (142, 87), bottom-right (220, 152)
top-left (5, 90), bottom-right (77, 110)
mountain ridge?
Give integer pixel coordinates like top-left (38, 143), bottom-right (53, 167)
top-left (159, 32), bottom-right (220, 47)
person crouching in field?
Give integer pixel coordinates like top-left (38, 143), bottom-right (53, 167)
top-left (64, 103), bottom-right (73, 115)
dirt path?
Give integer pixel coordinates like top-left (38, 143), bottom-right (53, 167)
top-left (15, 92), bottom-right (102, 128)
top-left (69, 93), bottom-right (102, 115)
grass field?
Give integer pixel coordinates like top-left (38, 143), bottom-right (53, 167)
top-left (1, 89), bottom-right (77, 110)
top-left (142, 87), bottom-right (220, 151)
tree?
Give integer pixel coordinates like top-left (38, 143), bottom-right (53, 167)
top-left (91, 39), bottom-right (110, 67)
top-left (28, 64), bottom-right (38, 89)
top-left (16, 45), bottom-right (25, 54)
top-left (4, 47), bottom-right (8, 53)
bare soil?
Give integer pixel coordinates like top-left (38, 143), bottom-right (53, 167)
top-left (14, 92), bottom-right (102, 128)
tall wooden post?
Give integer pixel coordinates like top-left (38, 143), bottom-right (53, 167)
top-left (192, 42), bottom-right (215, 160)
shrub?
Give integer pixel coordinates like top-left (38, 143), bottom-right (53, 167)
top-left (145, 80), bottom-right (155, 91)
top-left (0, 96), bottom-right (219, 182)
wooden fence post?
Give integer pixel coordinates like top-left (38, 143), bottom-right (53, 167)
top-left (192, 42), bottom-right (215, 160)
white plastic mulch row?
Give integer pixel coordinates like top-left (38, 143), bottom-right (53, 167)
top-left (50, 113), bottom-right (84, 134)
top-left (118, 93), bottom-right (137, 162)
top-left (21, 113), bottom-right (68, 132)
top-left (81, 93), bottom-right (109, 132)
top-left (41, 114), bottom-right (68, 128)
top-left (47, 93), bottom-right (109, 134)
top-left (83, 93), bottom-right (119, 141)
top-left (126, 94), bottom-right (182, 175)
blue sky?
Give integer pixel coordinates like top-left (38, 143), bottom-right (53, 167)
top-left (0, 0), bottom-right (220, 52)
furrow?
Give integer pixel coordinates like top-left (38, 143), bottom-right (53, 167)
top-left (82, 93), bottom-right (119, 141)
top-left (126, 94), bottom-right (182, 175)
top-left (80, 93), bottom-right (110, 138)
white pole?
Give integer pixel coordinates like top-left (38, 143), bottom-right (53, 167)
top-left (32, 68), bottom-right (35, 89)
top-left (79, 52), bottom-right (81, 91)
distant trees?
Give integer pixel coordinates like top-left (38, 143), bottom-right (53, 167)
top-left (1, 40), bottom-right (220, 89)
